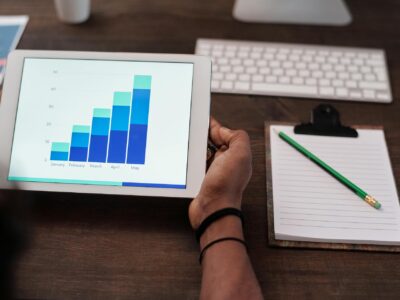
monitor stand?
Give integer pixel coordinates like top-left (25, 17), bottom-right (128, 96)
top-left (233, 0), bottom-right (352, 26)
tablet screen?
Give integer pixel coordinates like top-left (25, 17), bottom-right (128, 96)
top-left (8, 58), bottom-right (194, 189)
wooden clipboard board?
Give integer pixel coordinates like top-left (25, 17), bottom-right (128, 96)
top-left (265, 121), bottom-right (400, 252)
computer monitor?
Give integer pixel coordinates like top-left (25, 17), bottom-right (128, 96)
top-left (233, 0), bottom-right (352, 26)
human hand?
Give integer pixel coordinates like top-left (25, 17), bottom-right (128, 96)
top-left (188, 117), bottom-right (252, 230)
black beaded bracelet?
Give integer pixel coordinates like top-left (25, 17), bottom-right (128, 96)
top-left (199, 237), bottom-right (247, 264)
top-left (195, 207), bottom-right (244, 242)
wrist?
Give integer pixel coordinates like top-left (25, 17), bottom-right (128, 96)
top-left (189, 194), bottom-right (242, 230)
top-left (199, 216), bottom-right (244, 249)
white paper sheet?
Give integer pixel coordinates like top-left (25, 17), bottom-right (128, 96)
top-left (270, 125), bottom-right (400, 245)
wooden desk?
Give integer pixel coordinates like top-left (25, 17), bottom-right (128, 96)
top-left (1, 0), bottom-right (400, 298)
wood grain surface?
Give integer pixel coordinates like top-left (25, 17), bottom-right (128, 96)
top-left (1, 0), bottom-right (400, 299)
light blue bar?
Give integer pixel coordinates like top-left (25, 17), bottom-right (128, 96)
top-left (8, 176), bottom-right (123, 186)
top-left (133, 75), bottom-right (152, 89)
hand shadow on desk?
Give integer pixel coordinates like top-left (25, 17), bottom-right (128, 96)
top-left (0, 189), bottom-right (31, 300)
top-left (28, 191), bottom-right (192, 233)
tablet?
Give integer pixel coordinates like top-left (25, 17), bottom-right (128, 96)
top-left (0, 50), bottom-right (211, 198)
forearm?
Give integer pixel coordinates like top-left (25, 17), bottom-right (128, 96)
top-left (199, 216), bottom-right (263, 300)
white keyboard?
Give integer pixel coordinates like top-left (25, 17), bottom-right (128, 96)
top-left (196, 39), bottom-right (392, 103)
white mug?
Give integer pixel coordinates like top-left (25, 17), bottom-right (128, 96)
top-left (54, 0), bottom-right (91, 24)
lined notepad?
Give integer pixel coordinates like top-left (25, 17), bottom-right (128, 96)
top-left (270, 125), bottom-right (400, 245)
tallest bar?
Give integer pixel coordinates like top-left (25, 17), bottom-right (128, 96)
top-left (126, 75), bottom-right (151, 164)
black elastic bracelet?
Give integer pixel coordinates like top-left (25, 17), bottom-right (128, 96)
top-left (199, 237), bottom-right (247, 264)
top-left (195, 207), bottom-right (244, 242)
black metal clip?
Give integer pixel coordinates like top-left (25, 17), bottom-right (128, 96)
top-left (294, 104), bottom-right (358, 138)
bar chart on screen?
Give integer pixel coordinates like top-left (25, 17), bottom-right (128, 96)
top-left (9, 58), bottom-right (194, 188)
top-left (50, 75), bottom-right (152, 165)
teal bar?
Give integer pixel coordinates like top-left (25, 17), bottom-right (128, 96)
top-left (134, 75), bottom-right (152, 89)
top-left (73, 125), bottom-right (91, 133)
top-left (51, 142), bottom-right (70, 152)
top-left (113, 92), bottom-right (131, 106)
top-left (8, 176), bottom-right (123, 186)
top-left (93, 108), bottom-right (111, 118)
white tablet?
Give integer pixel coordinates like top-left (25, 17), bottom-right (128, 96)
top-left (0, 50), bottom-right (211, 198)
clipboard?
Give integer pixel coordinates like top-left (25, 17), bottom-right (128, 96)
top-left (265, 104), bottom-right (400, 252)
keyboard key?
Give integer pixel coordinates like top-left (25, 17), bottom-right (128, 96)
top-left (235, 82), bottom-right (250, 90)
top-left (211, 80), bottom-right (220, 89)
top-left (264, 53), bottom-right (274, 60)
top-left (320, 87), bottom-right (335, 96)
top-left (246, 67), bottom-right (257, 74)
top-left (312, 71), bottom-right (323, 78)
top-left (306, 78), bottom-right (317, 86)
top-left (266, 76), bottom-right (277, 83)
top-left (350, 91), bottom-right (362, 98)
top-left (366, 59), bottom-right (384, 67)
top-left (213, 72), bottom-right (223, 80)
top-left (363, 89), bottom-right (375, 99)
top-left (221, 81), bottom-right (233, 89)
top-left (276, 54), bottom-right (287, 60)
top-left (256, 60), bottom-right (267, 67)
top-left (351, 73), bottom-right (362, 80)
top-left (279, 76), bottom-right (290, 84)
top-left (233, 66), bottom-right (244, 73)
top-left (273, 69), bottom-right (284, 76)
top-left (244, 59), bottom-right (255, 66)
top-left (319, 79), bottom-right (330, 86)
top-left (250, 52), bottom-right (261, 59)
top-left (260, 67), bottom-right (271, 74)
top-left (364, 74), bottom-right (376, 81)
top-left (270, 61), bottom-right (281, 68)
top-left (299, 70), bottom-right (310, 77)
top-left (252, 75), bottom-right (263, 82)
top-left (359, 81), bottom-right (387, 90)
top-left (283, 61), bottom-right (294, 68)
top-left (239, 74), bottom-right (250, 81)
top-left (220, 66), bottom-right (231, 72)
top-left (292, 77), bottom-right (304, 85)
top-left (332, 79), bottom-right (344, 87)
top-left (226, 73), bottom-right (237, 80)
top-left (253, 83), bottom-right (317, 95)
top-left (377, 92), bottom-right (390, 101)
top-left (336, 88), bottom-right (348, 97)
top-left (286, 69), bottom-right (297, 76)
top-left (346, 81), bottom-right (357, 88)
top-left (230, 58), bottom-right (241, 65)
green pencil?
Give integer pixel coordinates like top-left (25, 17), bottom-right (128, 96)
top-left (274, 129), bottom-right (382, 209)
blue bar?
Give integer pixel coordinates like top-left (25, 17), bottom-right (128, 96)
top-left (122, 182), bottom-right (186, 189)
top-left (69, 147), bottom-right (88, 161)
top-left (127, 86), bottom-right (151, 164)
top-left (88, 117), bottom-right (110, 163)
top-left (88, 135), bottom-right (108, 162)
top-left (130, 89), bottom-right (150, 124)
top-left (71, 132), bottom-right (89, 148)
top-left (107, 130), bottom-right (128, 163)
top-left (111, 106), bottom-right (130, 130)
top-left (127, 124), bottom-right (148, 164)
top-left (91, 117), bottom-right (110, 136)
top-left (107, 105), bottom-right (130, 163)
top-left (50, 151), bottom-right (68, 161)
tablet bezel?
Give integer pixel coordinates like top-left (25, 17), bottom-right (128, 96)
top-left (0, 50), bottom-right (211, 198)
